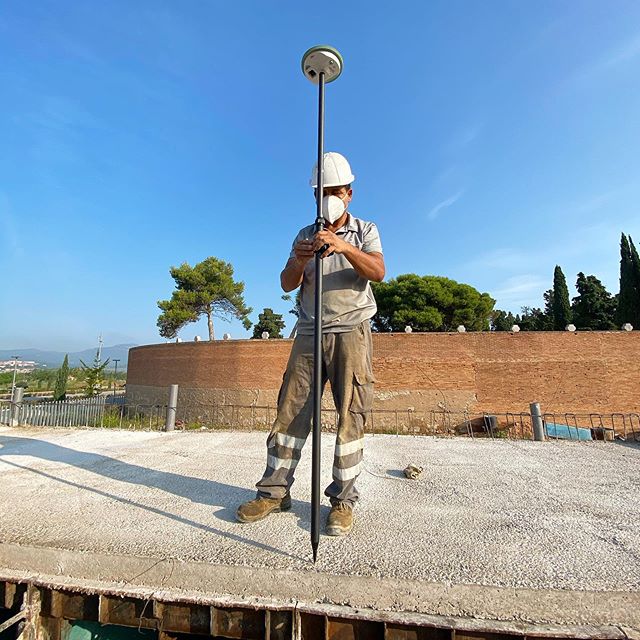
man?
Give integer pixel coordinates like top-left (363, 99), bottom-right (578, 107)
top-left (236, 152), bottom-right (385, 536)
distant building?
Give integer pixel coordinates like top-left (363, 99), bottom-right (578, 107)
top-left (0, 360), bottom-right (38, 373)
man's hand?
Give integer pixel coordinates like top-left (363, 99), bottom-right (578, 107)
top-left (312, 229), bottom-right (350, 259)
top-left (292, 239), bottom-right (315, 266)
top-left (281, 239), bottom-right (315, 291)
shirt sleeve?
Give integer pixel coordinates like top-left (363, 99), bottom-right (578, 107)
top-left (362, 222), bottom-right (383, 254)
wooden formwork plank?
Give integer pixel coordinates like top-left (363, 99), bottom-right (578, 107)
top-left (266, 610), bottom-right (293, 640)
top-left (385, 625), bottom-right (453, 640)
top-left (40, 589), bottom-right (99, 621)
top-left (298, 612), bottom-right (325, 640)
top-left (37, 615), bottom-right (67, 640)
top-left (154, 601), bottom-right (210, 635)
top-left (326, 616), bottom-right (384, 639)
top-left (210, 606), bottom-right (265, 639)
top-left (15, 584), bottom-right (41, 640)
top-left (454, 632), bottom-right (523, 640)
top-left (1, 581), bottom-right (24, 610)
top-left (98, 594), bottom-right (156, 629)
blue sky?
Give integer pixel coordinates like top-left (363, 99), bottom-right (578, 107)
top-left (1, 0), bottom-right (639, 352)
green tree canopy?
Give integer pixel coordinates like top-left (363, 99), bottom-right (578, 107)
top-left (252, 308), bottom-right (286, 339)
top-left (552, 265), bottom-right (572, 330)
top-left (157, 257), bottom-right (252, 340)
top-left (571, 272), bottom-right (616, 330)
top-left (371, 274), bottom-right (495, 332)
top-left (617, 233), bottom-right (640, 328)
top-left (53, 354), bottom-right (70, 401)
top-left (491, 310), bottom-right (517, 331)
top-left (80, 350), bottom-right (110, 398)
top-left (281, 292), bottom-right (301, 318)
top-left (540, 289), bottom-right (554, 329)
top-left (518, 306), bottom-right (549, 331)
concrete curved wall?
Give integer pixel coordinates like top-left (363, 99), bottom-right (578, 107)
top-left (126, 332), bottom-right (640, 416)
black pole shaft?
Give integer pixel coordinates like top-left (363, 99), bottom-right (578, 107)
top-left (311, 71), bottom-right (325, 564)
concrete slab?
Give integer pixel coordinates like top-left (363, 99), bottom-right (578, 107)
top-left (1, 426), bottom-right (639, 628)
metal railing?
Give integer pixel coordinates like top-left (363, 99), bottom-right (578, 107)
top-left (0, 397), bottom-right (167, 430)
top-left (176, 403), bottom-right (639, 441)
top-left (2, 395), bottom-right (639, 442)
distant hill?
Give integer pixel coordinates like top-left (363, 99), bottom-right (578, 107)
top-left (0, 344), bottom-right (137, 369)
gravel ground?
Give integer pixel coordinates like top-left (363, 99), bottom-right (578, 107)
top-left (1, 426), bottom-right (639, 625)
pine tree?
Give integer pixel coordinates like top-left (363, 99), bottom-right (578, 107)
top-left (571, 273), bottom-right (616, 330)
top-left (552, 265), bottom-right (572, 330)
top-left (371, 275), bottom-right (495, 332)
top-left (80, 350), bottom-right (110, 397)
top-left (616, 233), bottom-right (639, 327)
top-left (251, 308), bottom-right (286, 339)
top-left (519, 306), bottom-right (548, 331)
top-left (53, 354), bottom-right (70, 401)
top-left (157, 257), bottom-right (252, 340)
top-left (491, 310), bottom-right (516, 331)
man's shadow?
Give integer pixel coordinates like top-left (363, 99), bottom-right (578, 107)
top-left (0, 434), bottom-right (312, 561)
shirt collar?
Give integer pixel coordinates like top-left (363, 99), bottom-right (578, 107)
top-left (335, 212), bottom-right (358, 234)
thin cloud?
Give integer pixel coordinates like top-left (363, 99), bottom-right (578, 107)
top-left (25, 96), bottom-right (104, 132)
top-left (447, 124), bottom-right (482, 154)
top-left (600, 33), bottom-right (640, 69)
top-left (427, 190), bottom-right (464, 221)
top-left (571, 32), bottom-right (640, 87)
top-left (492, 275), bottom-right (549, 309)
top-left (464, 248), bottom-right (531, 272)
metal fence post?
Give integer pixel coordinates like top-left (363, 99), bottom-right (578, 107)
top-left (165, 385), bottom-right (179, 432)
top-left (10, 387), bottom-right (24, 426)
top-left (530, 402), bottom-right (545, 441)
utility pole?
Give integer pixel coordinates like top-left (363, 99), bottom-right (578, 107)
top-left (112, 359), bottom-right (121, 398)
top-left (97, 334), bottom-right (104, 361)
top-left (10, 356), bottom-right (20, 402)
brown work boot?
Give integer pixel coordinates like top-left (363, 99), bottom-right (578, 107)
top-left (236, 495), bottom-right (291, 523)
top-left (326, 502), bottom-right (353, 536)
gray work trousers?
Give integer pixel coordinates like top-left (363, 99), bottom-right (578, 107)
top-left (256, 320), bottom-right (375, 506)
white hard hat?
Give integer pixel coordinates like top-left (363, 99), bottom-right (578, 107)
top-left (309, 152), bottom-right (355, 188)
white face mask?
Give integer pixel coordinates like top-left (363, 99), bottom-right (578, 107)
top-left (322, 194), bottom-right (346, 223)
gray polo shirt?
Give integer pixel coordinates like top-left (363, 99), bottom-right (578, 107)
top-left (289, 213), bottom-right (383, 335)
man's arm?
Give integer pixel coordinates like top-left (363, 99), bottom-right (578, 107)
top-left (312, 229), bottom-right (385, 282)
top-left (280, 239), bottom-right (314, 292)
top-left (343, 247), bottom-right (385, 282)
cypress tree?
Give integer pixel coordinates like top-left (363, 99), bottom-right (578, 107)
top-left (552, 265), bottom-right (572, 330)
top-left (629, 236), bottom-right (640, 327)
top-left (53, 354), bottom-right (70, 401)
top-left (616, 233), bottom-right (638, 327)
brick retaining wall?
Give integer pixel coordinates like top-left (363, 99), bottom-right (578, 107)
top-left (126, 332), bottom-right (639, 416)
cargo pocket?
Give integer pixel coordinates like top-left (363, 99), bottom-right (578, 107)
top-left (349, 370), bottom-right (375, 414)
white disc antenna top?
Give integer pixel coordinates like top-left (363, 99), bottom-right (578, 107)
top-left (301, 45), bottom-right (343, 84)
